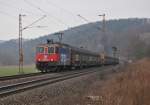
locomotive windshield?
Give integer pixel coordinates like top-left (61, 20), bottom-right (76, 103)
top-left (36, 47), bottom-right (44, 53)
top-left (48, 47), bottom-right (54, 53)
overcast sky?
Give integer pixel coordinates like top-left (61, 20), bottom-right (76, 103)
top-left (0, 0), bottom-right (149, 40)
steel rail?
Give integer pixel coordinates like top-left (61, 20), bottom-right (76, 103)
top-left (0, 69), bottom-right (99, 98)
top-left (0, 72), bottom-right (43, 81)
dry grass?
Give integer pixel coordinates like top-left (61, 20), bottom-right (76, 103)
top-left (82, 58), bottom-right (150, 105)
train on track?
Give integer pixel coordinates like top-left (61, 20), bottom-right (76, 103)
top-left (35, 40), bottom-right (119, 72)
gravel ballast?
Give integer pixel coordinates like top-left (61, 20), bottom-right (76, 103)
top-left (0, 66), bottom-right (120, 105)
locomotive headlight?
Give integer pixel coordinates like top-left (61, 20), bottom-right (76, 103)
top-left (44, 55), bottom-right (47, 59)
top-left (50, 59), bottom-right (54, 61)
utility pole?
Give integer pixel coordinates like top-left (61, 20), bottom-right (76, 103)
top-left (99, 14), bottom-right (107, 53)
top-left (19, 14), bottom-right (25, 74)
top-left (112, 46), bottom-right (117, 58)
top-left (99, 14), bottom-right (105, 33)
top-left (18, 14), bottom-right (46, 74)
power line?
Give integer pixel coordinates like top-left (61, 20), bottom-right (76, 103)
top-left (0, 10), bottom-right (17, 21)
top-left (77, 14), bottom-right (90, 23)
top-left (23, 0), bottom-right (70, 28)
top-left (0, 0), bottom-right (47, 27)
top-left (46, 0), bottom-right (78, 18)
top-left (0, 0), bottom-right (40, 16)
top-left (23, 15), bottom-right (46, 30)
top-left (78, 14), bottom-right (101, 30)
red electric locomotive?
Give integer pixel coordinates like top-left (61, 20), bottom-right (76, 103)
top-left (36, 42), bottom-right (69, 72)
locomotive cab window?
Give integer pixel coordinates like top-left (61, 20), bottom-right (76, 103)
top-left (36, 47), bottom-right (44, 53)
top-left (48, 47), bottom-right (54, 53)
top-left (55, 47), bottom-right (59, 53)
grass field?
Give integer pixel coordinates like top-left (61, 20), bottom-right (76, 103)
top-left (0, 66), bottom-right (38, 77)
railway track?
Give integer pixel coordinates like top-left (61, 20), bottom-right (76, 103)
top-left (0, 68), bottom-right (99, 98)
top-left (0, 72), bottom-right (43, 81)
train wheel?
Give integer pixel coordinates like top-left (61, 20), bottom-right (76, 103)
top-left (56, 67), bottom-right (61, 72)
top-left (79, 65), bottom-right (83, 69)
top-left (41, 70), bottom-right (45, 73)
top-left (71, 66), bottom-right (76, 70)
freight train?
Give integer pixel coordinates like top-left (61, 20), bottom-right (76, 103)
top-left (35, 40), bottom-right (119, 72)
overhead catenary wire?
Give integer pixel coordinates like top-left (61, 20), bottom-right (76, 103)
top-left (0, 0), bottom-right (48, 27)
top-left (46, 0), bottom-right (78, 19)
top-left (0, 10), bottom-right (18, 21)
top-left (23, 15), bottom-right (47, 30)
top-left (0, 0), bottom-right (41, 16)
top-left (77, 14), bottom-right (90, 23)
top-left (23, 0), bottom-right (70, 28)
top-left (78, 14), bottom-right (101, 30)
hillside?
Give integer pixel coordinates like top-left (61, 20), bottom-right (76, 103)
top-left (0, 18), bottom-right (150, 65)
top-left (0, 40), bottom-right (4, 43)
